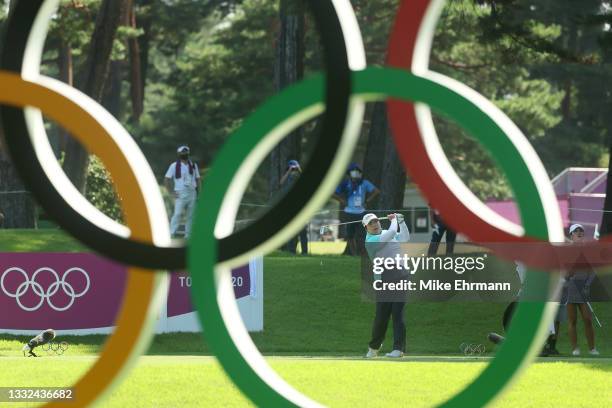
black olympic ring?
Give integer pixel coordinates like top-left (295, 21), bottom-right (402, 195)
top-left (0, 0), bottom-right (353, 270)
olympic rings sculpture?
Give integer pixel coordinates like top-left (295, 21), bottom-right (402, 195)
top-left (1, 267), bottom-right (90, 312)
top-left (0, 0), bottom-right (605, 407)
top-left (0, 0), bottom-right (362, 405)
top-left (0, 0), bottom-right (363, 270)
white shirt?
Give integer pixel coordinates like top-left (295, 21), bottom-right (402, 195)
top-left (365, 219), bottom-right (411, 260)
top-left (165, 161), bottom-right (200, 192)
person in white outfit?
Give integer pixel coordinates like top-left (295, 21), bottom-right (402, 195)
top-left (363, 213), bottom-right (410, 358)
top-left (164, 145), bottom-right (201, 238)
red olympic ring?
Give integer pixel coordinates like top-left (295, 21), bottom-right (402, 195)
top-left (386, 0), bottom-right (612, 272)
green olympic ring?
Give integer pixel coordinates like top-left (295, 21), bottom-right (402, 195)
top-left (189, 66), bottom-right (555, 407)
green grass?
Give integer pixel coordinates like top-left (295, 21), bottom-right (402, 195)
top-left (6, 252), bottom-right (607, 357)
top-left (0, 230), bottom-right (348, 254)
top-left (0, 229), bottom-right (610, 357)
top-left (0, 230), bottom-right (611, 407)
top-left (0, 229), bottom-right (86, 252)
top-left (0, 356), bottom-right (609, 407)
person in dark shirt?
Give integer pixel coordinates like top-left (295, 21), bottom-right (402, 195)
top-left (427, 208), bottom-right (456, 255)
top-left (280, 160), bottom-right (308, 254)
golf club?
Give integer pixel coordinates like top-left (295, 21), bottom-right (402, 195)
top-left (319, 214), bottom-right (402, 235)
top-left (587, 302), bottom-right (603, 328)
top-left (571, 277), bottom-right (603, 328)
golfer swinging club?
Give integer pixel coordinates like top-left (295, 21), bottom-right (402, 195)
top-left (164, 145), bottom-right (201, 238)
top-left (363, 213), bottom-right (410, 358)
top-left (22, 329), bottom-right (55, 357)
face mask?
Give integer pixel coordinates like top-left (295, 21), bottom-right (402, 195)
top-left (350, 170), bottom-right (361, 179)
top-left (180, 154), bottom-right (189, 160)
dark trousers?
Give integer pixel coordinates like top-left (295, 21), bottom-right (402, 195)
top-left (368, 301), bottom-right (406, 352)
top-left (427, 221), bottom-right (456, 255)
top-left (283, 228), bottom-right (308, 254)
top-left (341, 212), bottom-right (366, 256)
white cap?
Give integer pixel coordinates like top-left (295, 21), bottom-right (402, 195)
top-left (362, 213), bottom-right (378, 226)
top-left (177, 145), bottom-right (190, 153)
top-left (569, 224), bottom-right (584, 234)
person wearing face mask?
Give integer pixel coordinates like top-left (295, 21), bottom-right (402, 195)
top-left (164, 145), bottom-right (201, 238)
top-left (333, 163), bottom-right (380, 255)
top-left (565, 224), bottom-right (599, 356)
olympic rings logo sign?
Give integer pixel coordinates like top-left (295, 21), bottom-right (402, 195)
top-left (0, 267), bottom-right (90, 312)
top-left (0, 0), bottom-right (610, 407)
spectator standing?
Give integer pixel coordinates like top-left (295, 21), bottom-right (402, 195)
top-left (280, 160), bottom-right (308, 254)
top-left (333, 163), bottom-right (380, 255)
top-left (427, 208), bottom-right (456, 256)
top-left (164, 145), bottom-right (201, 239)
top-left (566, 224), bottom-right (598, 356)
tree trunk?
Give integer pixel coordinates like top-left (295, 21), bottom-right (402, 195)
top-left (0, 146), bottom-right (37, 229)
top-left (0, 0), bottom-right (38, 228)
top-left (128, 2), bottom-right (144, 120)
top-left (103, 0), bottom-right (134, 119)
top-left (268, 0), bottom-right (304, 198)
top-left (363, 102), bottom-right (406, 211)
top-left (59, 38), bottom-right (73, 86)
top-left (136, 0), bottom-right (153, 97)
top-left (560, 15), bottom-right (578, 121)
top-left (62, 0), bottom-right (128, 193)
top-left (55, 40), bottom-right (73, 157)
top-left (102, 60), bottom-right (124, 118)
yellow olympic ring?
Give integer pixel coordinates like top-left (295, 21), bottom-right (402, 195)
top-left (0, 71), bottom-right (168, 407)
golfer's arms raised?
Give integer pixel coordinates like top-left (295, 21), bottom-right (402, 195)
top-left (397, 219), bottom-right (410, 241)
top-left (378, 218), bottom-right (399, 242)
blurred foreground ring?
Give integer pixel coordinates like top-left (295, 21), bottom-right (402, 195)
top-left (0, 0), bottom-right (363, 270)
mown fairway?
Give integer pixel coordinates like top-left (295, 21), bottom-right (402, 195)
top-left (0, 354), bottom-right (610, 407)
